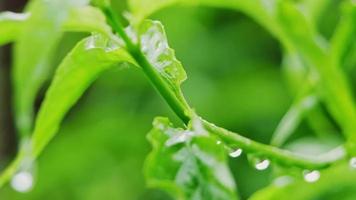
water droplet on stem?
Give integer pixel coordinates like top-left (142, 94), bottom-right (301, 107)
top-left (303, 170), bottom-right (320, 183)
top-left (229, 149), bottom-right (243, 158)
top-left (255, 159), bottom-right (270, 171)
top-left (11, 171), bottom-right (33, 193)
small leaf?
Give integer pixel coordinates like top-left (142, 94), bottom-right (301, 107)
top-left (144, 117), bottom-right (238, 200)
top-left (137, 20), bottom-right (188, 106)
top-left (31, 34), bottom-right (135, 157)
top-left (62, 6), bottom-right (112, 36)
top-left (12, 1), bottom-right (115, 139)
top-left (13, 0), bottom-right (90, 137)
top-left (0, 12), bottom-right (29, 45)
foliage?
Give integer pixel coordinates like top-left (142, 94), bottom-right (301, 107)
top-left (0, 0), bottom-right (356, 199)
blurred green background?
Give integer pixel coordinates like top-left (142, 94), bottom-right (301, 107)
top-left (0, 0), bottom-right (351, 199)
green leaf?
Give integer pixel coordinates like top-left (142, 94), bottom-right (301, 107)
top-left (0, 34), bottom-right (135, 187)
top-left (12, 0), bottom-right (90, 137)
top-left (281, 51), bottom-right (337, 141)
top-left (129, 0), bottom-right (356, 154)
top-left (249, 162), bottom-right (356, 200)
top-left (0, 12), bottom-right (29, 45)
top-left (330, 1), bottom-right (356, 69)
top-left (31, 34), bottom-right (135, 157)
top-left (271, 91), bottom-right (317, 147)
top-left (137, 20), bottom-right (188, 106)
top-left (91, 0), bottom-right (111, 8)
top-left (128, 0), bottom-right (291, 47)
top-left (298, 0), bottom-right (333, 25)
top-left (128, 0), bottom-right (183, 23)
top-left (144, 117), bottom-right (238, 200)
top-left (62, 6), bottom-right (112, 36)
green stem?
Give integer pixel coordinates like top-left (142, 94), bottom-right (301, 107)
top-left (102, 6), bottom-right (191, 124)
top-left (101, 6), bottom-right (345, 169)
top-left (203, 120), bottom-right (345, 169)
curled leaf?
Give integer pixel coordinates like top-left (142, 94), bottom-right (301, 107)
top-left (137, 20), bottom-right (188, 103)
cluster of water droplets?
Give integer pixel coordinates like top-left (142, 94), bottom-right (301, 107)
top-left (224, 144), bottom-right (326, 184)
top-left (85, 33), bottom-right (122, 52)
top-left (226, 146), bottom-right (271, 171)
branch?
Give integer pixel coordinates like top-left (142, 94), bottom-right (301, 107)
top-left (101, 6), bottom-right (346, 170)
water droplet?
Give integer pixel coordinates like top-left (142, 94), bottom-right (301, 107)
top-left (274, 176), bottom-right (293, 187)
top-left (303, 170), bottom-right (320, 183)
top-left (229, 149), bottom-right (243, 158)
top-left (11, 171), bottom-right (33, 193)
top-left (349, 157), bottom-right (356, 168)
top-left (216, 140), bottom-right (222, 145)
top-left (255, 159), bottom-right (270, 171)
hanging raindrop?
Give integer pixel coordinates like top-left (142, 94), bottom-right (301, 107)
top-left (349, 157), bottom-right (356, 168)
top-left (10, 171), bottom-right (33, 193)
top-left (229, 148), bottom-right (243, 158)
top-left (303, 170), bottom-right (320, 183)
top-left (255, 159), bottom-right (270, 171)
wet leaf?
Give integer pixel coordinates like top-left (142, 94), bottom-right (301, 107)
top-left (12, 0), bottom-right (90, 137)
top-left (137, 20), bottom-right (188, 105)
top-left (144, 117), bottom-right (238, 200)
top-left (31, 34), bottom-right (135, 157)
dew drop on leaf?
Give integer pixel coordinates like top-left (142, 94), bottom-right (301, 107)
top-left (349, 157), bottom-right (356, 168)
top-left (255, 159), bottom-right (270, 171)
top-left (229, 149), bottom-right (243, 158)
top-left (303, 170), bottom-right (320, 183)
top-left (10, 171), bottom-right (33, 193)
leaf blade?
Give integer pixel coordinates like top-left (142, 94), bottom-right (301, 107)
top-left (145, 117), bottom-right (239, 200)
top-left (31, 34), bottom-right (134, 157)
top-left (12, 0), bottom-right (90, 137)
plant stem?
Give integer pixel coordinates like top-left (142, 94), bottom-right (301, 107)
top-left (102, 6), bottom-right (191, 124)
top-left (203, 120), bottom-right (345, 169)
top-left (101, 6), bottom-right (345, 169)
